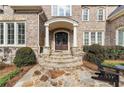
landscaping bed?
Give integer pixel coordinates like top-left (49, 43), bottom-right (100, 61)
top-left (0, 65), bottom-right (16, 79)
top-left (5, 65), bottom-right (34, 87)
top-left (0, 65), bottom-right (34, 87)
top-left (83, 61), bottom-right (98, 71)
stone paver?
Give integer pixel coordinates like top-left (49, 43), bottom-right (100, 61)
top-left (14, 64), bottom-right (124, 87)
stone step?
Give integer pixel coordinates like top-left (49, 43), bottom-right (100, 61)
top-left (49, 55), bottom-right (73, 59)
top-left (39, 60), bottom-right (83, 68)
top-left (50, 51), bottom-right (71, 56)
top-left (44, 57), bottom-right (80, 63)
top-left (39, 51), bottom-right (83, 69)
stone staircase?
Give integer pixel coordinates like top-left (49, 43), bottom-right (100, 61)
top-left (39, 51), bottom-right (83, 69)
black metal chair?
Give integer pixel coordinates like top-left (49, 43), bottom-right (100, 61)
top-left (91, 58), bottom-right (120, 87)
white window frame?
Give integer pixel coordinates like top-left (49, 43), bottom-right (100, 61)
top-left (0, 23), bottom-right (4, 45)
top-left (6, 22), bottom-right (15, 45)
top-left (96, 8), bottom-right (105, 21)
top-left (0, 21), bottom-right (26, 47)
top-left (116, 27), bottom-right (124, 46)
top-left (83, 31), bottom-right (104, 46)
top-left (51, 5), bottom-right (72, 16)
top-left (16, 22), bottom-right (26, 45)
top-left (82, 8), bottom-right (89, 21)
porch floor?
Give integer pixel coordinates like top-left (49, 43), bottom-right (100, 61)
top-left (14, 64), bottom-right (124, 87)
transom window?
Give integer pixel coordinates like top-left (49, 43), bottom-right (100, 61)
top-left (116, 28), bottom-right (124, 46)
top-left (83, 32), bottom-right (104, 45)
top-left (82, 8), bottom-right (89, 21)
top-left (52, 5), bottom-right (71, 16)
top-left (97, 8), bottom-right (105, 21)
top-left (0, 22), bottom-right (25, 46)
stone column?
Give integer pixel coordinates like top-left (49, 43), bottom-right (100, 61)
top-left (43, 25), bottom-right (50, 54)
top-left (45, 25), bottom-right (49, 47)
top-left (71, 24), bottom-right (80, 56)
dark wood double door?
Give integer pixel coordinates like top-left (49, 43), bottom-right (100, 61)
top-left (55, 32), bottom-right (68, 50)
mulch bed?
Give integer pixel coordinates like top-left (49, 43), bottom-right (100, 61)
top-left (0, 65), bottom-right (16, 78)
top-left (5, 65), bottom-right (35, 87)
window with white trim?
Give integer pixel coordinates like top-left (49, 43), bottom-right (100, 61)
top-left (117, 28), bottom-right (124, 46)
top-left (91, 32), bottom-right (96, 44)
top-left (97, 32), bottom-right (102, 45)
top-left (97, 8), bottom-right (105, 21)
top-left (0, 23), bottom-right (4, 44)
top-left (7, 23), bottom-right (15, 44)
top-left (82, 8), bottom-right (89, 21)
top-left (17, 23), bottom-right (25, 44)
top-left (84, 32), bottom-right (89, 45)
top-left (52, 5), bottom-right (71, 16)
top-left (0, 22), bottom-right (25, 46)
top-left (83, 32), bottom-right (104, 45)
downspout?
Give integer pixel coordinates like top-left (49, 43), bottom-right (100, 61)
top-left (37, 13), bottom-right (40, 55)
top-left (37, 11), bottom-right (44, 54)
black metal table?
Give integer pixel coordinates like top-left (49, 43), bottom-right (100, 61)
top-left (113, 65), bottom-right (124, 87)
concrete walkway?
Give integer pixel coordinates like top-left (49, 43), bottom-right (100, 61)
top-left (14, 64), bottom-right (124, 87)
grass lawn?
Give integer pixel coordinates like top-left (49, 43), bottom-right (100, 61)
top-left (102, 60), bottom-right (124, 67)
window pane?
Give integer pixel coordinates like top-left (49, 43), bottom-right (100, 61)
top-left (84, 32), bottom-right (89, 45)
top-left (52, 5), bottom-right (57, 16)
top-left (83, 8), bottom-right (89, 21)
top-left (52, 5), bottom-right (71, 16)
top-left (91, 32), bottom-right (95, 45)
top-left (7, 23), bottom-right (14, 44)
top-left (59, 6), bottom-right (64, 16)
top-left (98, 9), bottom-right (103, 21)
top-left (17, 23), bottom-right (25, 44)
top-left (97, 32), bottom-right (102, 45)
top-left (0, 23), bottom-right (4, 44)
top-left (65, 5), bottom-right (71, 16)
top-left (118, 30), bottom-right (124, 46)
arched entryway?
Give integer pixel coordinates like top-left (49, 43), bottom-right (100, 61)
top-left (43, 17), bottom-right (78, 53)
top-left (55, 31), bottom-right (68, 50)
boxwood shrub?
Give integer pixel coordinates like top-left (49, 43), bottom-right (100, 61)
top-left (83, 45), bottom-right (124, 64)
top-left (83, 44), bottom-right (105, 64)
top-left (13, 47), bottom-right (36, 67)
top-left (103, 46), bottom-right (124, 60)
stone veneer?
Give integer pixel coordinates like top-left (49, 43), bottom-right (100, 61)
top-left (0, 6), bottom-right (40, 64)
top-left (105, 15), bottom-right (124, 46)
top-left (41, 5), bottom-right (117, 48)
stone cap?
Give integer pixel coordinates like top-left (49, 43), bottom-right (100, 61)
top-left (11, 6), bottom-right (43, 13)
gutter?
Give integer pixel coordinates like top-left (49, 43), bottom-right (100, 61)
top-left (107, 8), bottom-right (124, 21)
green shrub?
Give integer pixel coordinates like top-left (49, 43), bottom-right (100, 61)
top-left (0, 68), bottom-right (20, 87)
top-left (13, 47), bottom-right (36, 67)
top-left (83, 44), bottom-right (105, 64)
top-left (83, 45), bottom-right (124, 61)
top-left (103, 46), bottom-right (124, 60)
top-left (83, 45), bottom-right (90, 52)
top-left (84, 53), bottom-right (97, 63)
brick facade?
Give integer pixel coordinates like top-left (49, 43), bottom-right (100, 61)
top-left (41, 5), bottom-right (117, 48)
top-left (0, 5), bottom-right (121, 64)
